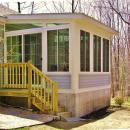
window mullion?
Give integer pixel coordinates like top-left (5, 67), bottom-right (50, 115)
top-left (11, 37), bottom-right (12, 62)
top-left (85, 33), bottom-right (86, 71)
top-left (57, 30), bottom-right (59, 72)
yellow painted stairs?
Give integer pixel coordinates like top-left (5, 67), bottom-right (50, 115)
top-left (0, 61), bottom-right (71, 119)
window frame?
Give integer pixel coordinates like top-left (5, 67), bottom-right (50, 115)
top-left (103, 38), bottom-right (110, 72)
top-left (47, 28), bottom-right (69, 72)
top-left (80, 30), bottom-right (90, 72)
top-left (45, 25), bottom-right (71, 74)
top-left (93, 35), bottom-right (101, 72)
top-left (6, 35), bottom-right (22, 63)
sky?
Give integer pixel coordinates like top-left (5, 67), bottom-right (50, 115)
top-left (0, 0), bottom-right (94, 13)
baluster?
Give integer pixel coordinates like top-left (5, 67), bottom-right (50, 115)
top-left (33, 71), bottom-right (35, 95)
top-left (44, 77), bottom-right (46, 105)
top-left (47, 79), bottom-right (49, 106)
top-left (16, 65), bottom-right (17, 88)
top-left (25, 64), bottom-right (27, 88)
top-left (19, 65), bottom-right (20, 88)
top-left (0, 64), bottom-right (1, 88)
top-left (22, 64), bottom-right (23, 88)
top-left (9, 64), bottom-right (11, 88)
top-left (37, 74), bottom-right (39, 96)
top-left (0, 64), bottom-right (2, 88)
top-left (13, 64), bottom-right (17, 88)
top-left (12, 65), bottom-right (14, 88)
top-left (50, 81), bottom-right (53, 110)
top-left (40, 77), bottom-right (42, 99)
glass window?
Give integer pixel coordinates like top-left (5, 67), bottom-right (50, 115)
top-left (7, 35), bottom-right (22, 63)
top-left (80, 30), bottom-right (90, 71)
top-left (0, 24), bottom-right (4, 63)
top-left (103, 38), bottom-right (109, 72)
top-left (47, 29), bottom-right (69, 72)
top-left (24, 33), bottom-right (42, 70)
top-left (93, 35), bottom-right (101, 72)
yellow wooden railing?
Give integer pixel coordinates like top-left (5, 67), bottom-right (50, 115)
top-left (0, 63), bottom-right (28, 89)
top-left (27, 61), bottom-right (58, 114)
top-left (0, 62), bottom-right (58, 114)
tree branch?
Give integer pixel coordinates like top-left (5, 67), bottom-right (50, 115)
top-left (108, 0), bottom-right (130, 25)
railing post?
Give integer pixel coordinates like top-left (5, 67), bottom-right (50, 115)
top-left (53, 81), bottom-right (58, 113)
top-left (27, 61), bottom-right (32, 109)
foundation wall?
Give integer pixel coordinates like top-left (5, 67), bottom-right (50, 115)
top-left (59, 88), bottom-right (111, 117)
top-left (0, 97), bottom-right (28, 107)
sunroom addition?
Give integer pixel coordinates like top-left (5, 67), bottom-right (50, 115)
top-left (0, 13), bottom-right (117, 117)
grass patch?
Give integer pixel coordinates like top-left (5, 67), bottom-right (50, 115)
top-left (111, 97), bottom-right (130, 108)
top-left (13, 127), bottom-right (29, 130)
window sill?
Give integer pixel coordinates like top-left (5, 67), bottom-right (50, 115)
top-left (45, 72), bottom-right (71, 75)
top-left (79, 72), bottom-right (110, 75)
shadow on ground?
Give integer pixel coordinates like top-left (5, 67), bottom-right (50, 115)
top-left (31, 107), bottom-right (115, 130)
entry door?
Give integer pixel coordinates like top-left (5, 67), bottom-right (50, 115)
top-left (24, 33), bottom-right (42, 70)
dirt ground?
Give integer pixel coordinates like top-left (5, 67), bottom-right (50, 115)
top-left (29, 108), bottom-right (130, 130)
top-left (0, 105), bottom-right (54, 129)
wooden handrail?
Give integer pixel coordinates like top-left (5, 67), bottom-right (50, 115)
top-left (27, 61), bottom-right (58, 113)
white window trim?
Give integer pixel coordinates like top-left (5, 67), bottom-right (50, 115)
top-left (102, 38), bottom-right (110, 72)
top-left (45, 24), bottom-right (71, 74)
top-left (5, 24), bottom-right (71, 74)
top-left (80, 30), bottom-right (90, 72)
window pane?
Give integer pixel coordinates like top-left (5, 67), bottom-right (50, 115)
top-left (47, 30), bottom-right (57, 71)
top-left (24, 33), bottom-right (42, 70)
top-left (80, 31), bottom-right (85, 71)
top-left (47, 29), bottom-right (69, 72)
top-left (58, 29), bottom-right (69, 71)
top-left (103, 39), bottom-right (109, 72)
top-left (85, 32), bottom-right (90, 71)
top-left (80, 30), bottom-right (90, 72)
top-left (7, 35), bottom-right (22, 63)
top-left (93, 35), bottom-right (101, 72)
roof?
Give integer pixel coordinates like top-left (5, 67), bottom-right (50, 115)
top-left (6, 13), bottom-right (118, 34)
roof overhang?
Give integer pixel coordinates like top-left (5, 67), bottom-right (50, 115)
top-left (6, 13), bottom-right (118, 35)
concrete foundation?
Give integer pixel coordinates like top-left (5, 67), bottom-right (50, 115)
top-left (0, 88), bottom-right (111, 117)
top-left (59, 88), bottom-right (111, 117)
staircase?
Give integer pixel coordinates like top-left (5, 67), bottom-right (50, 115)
top-left (0, 61), bottom-right (72, 118)
top-left (27, 61), bottom-right (58, 114)
top-left (0, 61), bottom-right (58, 114)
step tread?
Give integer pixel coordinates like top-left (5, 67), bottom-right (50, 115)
top-left (57, 111), bottom-right (72, 118)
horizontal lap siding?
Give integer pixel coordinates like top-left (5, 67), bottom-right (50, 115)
top-left (47, 75), bottom-right (71, 89)
top-left (79, 74), bottom-right (111, 88)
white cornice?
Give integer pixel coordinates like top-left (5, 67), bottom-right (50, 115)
top-left (6, 13), bottom-right (118, 35)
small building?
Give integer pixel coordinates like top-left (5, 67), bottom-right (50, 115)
top-left (0, 13), bottom-right (117, 117)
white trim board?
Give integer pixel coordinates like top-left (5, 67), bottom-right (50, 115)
top-left (58, 86), bottom-right (110, 94)
top-left (6, 13), bottom-right (118, 34)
